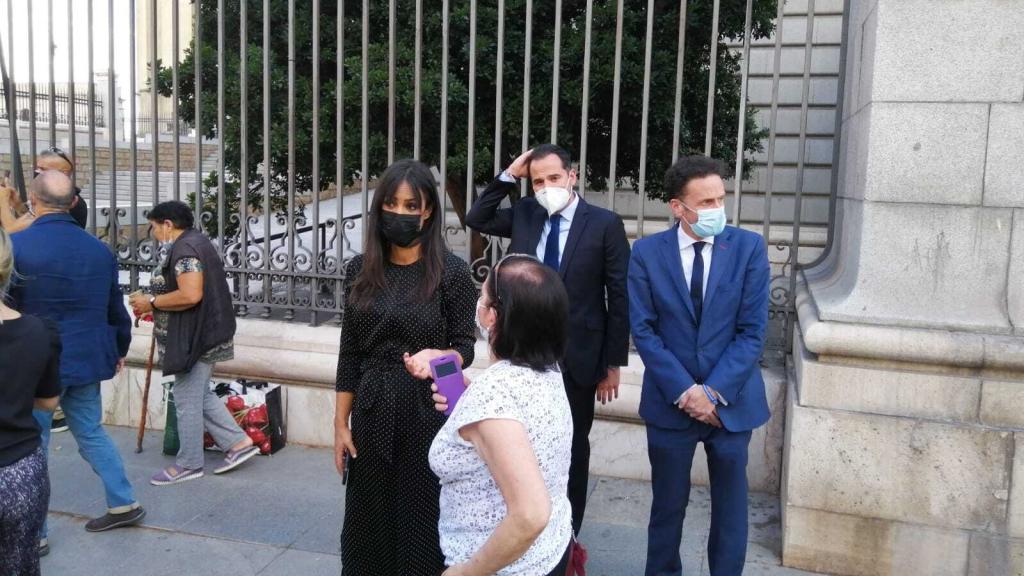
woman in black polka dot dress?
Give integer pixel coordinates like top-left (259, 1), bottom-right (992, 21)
top-left (334, 159), bottom-right (477, 575)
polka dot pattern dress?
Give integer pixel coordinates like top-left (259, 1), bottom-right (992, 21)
top-left (336, 251), bottom-right (477, 576)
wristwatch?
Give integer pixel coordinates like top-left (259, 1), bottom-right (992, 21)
top-left (149, 295), bottom-right (159, 311)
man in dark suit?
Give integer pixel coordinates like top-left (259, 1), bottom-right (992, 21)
top-left (466, 144), bottom-right (630, 535)
top-left (629, 155), bottom-right (770, 576)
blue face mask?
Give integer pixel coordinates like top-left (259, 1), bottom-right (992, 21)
top-left (684, 204), bottom-right (727, 238)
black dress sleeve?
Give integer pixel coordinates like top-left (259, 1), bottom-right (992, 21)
top-left (36, 319), bottom-right (62, 399)
top-left (336, 257), bottom-right (364, 393)
top-left (442, 253), bottom-right (478, 369)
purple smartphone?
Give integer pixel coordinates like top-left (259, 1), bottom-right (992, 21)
top-left (429, 353), bottom-right (466, 416)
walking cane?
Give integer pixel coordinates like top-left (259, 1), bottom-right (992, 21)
top-left (135, 330), bottom-right (157, 453)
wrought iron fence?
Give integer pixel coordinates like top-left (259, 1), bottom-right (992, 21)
top-left (0, 82), bottom-right (106, 129)
top-left (0, 0), bottom-right (848, 358)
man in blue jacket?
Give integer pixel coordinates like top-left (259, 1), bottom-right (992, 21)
top-left (11, 170), bottom-right (145, 554)
top-left (629, 156), bottom-right (770, 576)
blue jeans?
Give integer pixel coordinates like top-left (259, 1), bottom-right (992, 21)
top-left (33, 382), bottom-right (137, 538)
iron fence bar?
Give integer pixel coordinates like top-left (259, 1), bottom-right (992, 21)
top-left (129, 0), bottom-right (139, 289)
top-left (172, 0), bottom-right (180, 200)
top-left (804, 0), bottom-right (851, 270)
top-left (217, 0), bottom-right (226, 244)
top-left (786, 0), bottom-right (816, 346)
top-left (465, 0), bottom-right (476, 261)
top-left (312, 0), bottom-right (320, 325)
top-left (194, 0), bottom-right (203, 228)
top-left (262, 0), bottom-right (271, 317)
top-left (549, 0), bottom-right (561, 144)
top-left (671, 0), bottom-right (687, 164)
top-left (387, 0), bottom-right (395, 164)
top-left (150, 0), bottom-right (158, 203)
top-left (360, 0), bottom-right (369, 225)
top-left (106, 0), bottom-right (117, 252)
top-left (703, 0), bottom-right (720, 155)
top-left (67, 0), bottom-right (75, 188)
top-left (438, 0), bottom-right (447, 215)
top-left (413, 0), bottom-right (421, 159)
top-left (0, 2), bottom-right (25, 198)
top-left (28, 0), bottom-right (36, 169)
top-left (577, 0), bottom-right (592, 198)
top-left (520, 0), bottom-right (530, 197)
top-left (636, 0), bottom-right (655, 239)
top-left (47, 0), bottom-right (55, 147)
top-left (286, 0), bottom-right (296, 321)
top-left (239, 0), bottom-right (249, 316)
top-left (342, 0), bottom-right (350, 319)
top-left (548, 0), bottom-right (565, 144)
top-left (88, 0), bottom-right (96, 234)
top-left (6, 0), bottom-right (11, 136)
top-left (761, 0), bottom-right (785, 243)
top-left (607, 0), bottom-right (622, 213)
top-left (493, 0), bottom-right (503, 175)
top-left (731, 0), bottom-right (753, 227)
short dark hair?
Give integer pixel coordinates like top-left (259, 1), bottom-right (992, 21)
top-left (663, 155), bottom-right (726, 202)
top-left (147, 200), bottom-right (195, 230)
top-left (485, 255), bottom-right (569, 372)
top-left (529, 143), bottom-right (572, 171)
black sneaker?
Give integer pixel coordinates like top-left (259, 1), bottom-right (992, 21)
top-left (51, 412), bottom-right (68, 433)
top-left (38, 538), bottom-right (49, 557)
top-left (84, 506), bottom-right (146, 532)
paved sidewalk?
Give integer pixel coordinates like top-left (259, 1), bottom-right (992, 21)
top-left (40, 425), bottom-right (820, 575)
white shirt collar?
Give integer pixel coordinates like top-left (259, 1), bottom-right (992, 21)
top-left (556, 194), bottom-right (580, 224)
top-left (677, 222), bottom-right (715, 251)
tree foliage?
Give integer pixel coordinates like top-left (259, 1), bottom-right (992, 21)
top-left (157, 0), bottom-right (776, 237)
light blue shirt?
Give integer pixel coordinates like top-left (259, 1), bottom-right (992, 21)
top-left (535, 195), bottom-right (578, 264)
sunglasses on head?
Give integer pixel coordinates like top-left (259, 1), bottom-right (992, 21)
top-left (34, 147), bottom-right (74, 176)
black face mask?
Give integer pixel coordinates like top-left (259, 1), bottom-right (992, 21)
top-left (378, 211), bottom-right (424, 248)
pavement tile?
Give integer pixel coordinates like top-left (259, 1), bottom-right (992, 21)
top-left (258, 549), bottom-right (341, 576)
top-left (41, 513), bottom-right (283, 576)
top-left (40, 425), bottom-right (822, 576)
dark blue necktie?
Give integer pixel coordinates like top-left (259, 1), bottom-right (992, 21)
top-left (690, 241), bottom-right (705, 325)
top-left (543, 214), bottom-right (562, 270)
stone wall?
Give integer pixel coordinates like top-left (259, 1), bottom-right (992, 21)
top-left (106, 315), bottom-right (789, 494)
top-left (782, 0), bottom-right (1024, 574)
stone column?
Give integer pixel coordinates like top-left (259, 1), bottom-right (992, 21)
top-left (782, 1), bottom-right (1024, 574)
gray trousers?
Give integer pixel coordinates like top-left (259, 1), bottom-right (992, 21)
top-left (174, 361), bottom-right (248, 470)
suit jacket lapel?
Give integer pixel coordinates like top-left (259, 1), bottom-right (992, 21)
top-left (526, 206), bottom-right (548, 255)
top-left (557, 199), bottom-right (589, 279)
top-left (703, 227), bottom-right (735, 310)
top-left (662, 225), bottom-right (697, 322)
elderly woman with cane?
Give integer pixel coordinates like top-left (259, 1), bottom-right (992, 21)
top-left (129, 200), bottom-right (257, 485)
top-left (429, 254), bottom-right (575, 576)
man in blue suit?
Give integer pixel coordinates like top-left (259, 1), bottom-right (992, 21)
top-left (629, 155), bottom-right (770, 576)
top-left (466, 144), bottom-right (631, 535)
top-left (11, 171), bottom-right (145, 554)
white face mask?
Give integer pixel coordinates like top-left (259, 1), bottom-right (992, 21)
top-left (535, 186), bottom-right (573, 217)
top-left (475, 299), bottom-right (492, 341)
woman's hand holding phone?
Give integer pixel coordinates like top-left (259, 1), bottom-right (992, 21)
top-left (430, 374), bottom-right (472, 413)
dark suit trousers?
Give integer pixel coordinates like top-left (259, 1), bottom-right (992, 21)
top-left (563, 375), bottom-right (596, 535)
top-left (645, 423), bottom-right (752, 576)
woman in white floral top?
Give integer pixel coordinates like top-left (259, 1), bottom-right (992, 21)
top-left (429, 254), bottom-right (574, 576)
